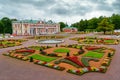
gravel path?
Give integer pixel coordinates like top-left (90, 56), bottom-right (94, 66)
top-left (0, 33), bottom-right (120, 80)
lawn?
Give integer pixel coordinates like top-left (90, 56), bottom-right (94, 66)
top-left (104, 40), bottom-right (115, 43)
top-left (54, 48), bottom-right (70, 53)
top-left (84, 51), bottom-right (104, 58)
top-left (29, 54), bottom-right (57, 62)
top-left (92, 48), bottom-right (105, 53)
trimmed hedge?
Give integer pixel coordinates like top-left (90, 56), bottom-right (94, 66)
top-left (54, 59), bottom-right (80, 68)
top-left (81, 57), bottom-right (99, 66)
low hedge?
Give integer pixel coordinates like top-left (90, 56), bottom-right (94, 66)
top-left (81, 57), bottom-right (99, 66)
top-left (34, 60), bottom-right (65, 71)
top-left (67, 66), bottom-right (107, 75)
top-left (54, 59), bottom-right (80, 68)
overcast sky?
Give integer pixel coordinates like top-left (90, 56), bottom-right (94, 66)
top-left (0, 0), bottom-right (120, 24)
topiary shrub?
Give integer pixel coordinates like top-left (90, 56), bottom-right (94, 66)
top-left (47, 53), bottom-right (57, 57)
top-left (40, 51), bottom-right (47, 55)
top-left (30, 57), bottom-right (33, 62)
top-left (108, 53), bottom-right (111, 57)
top-left (66, 52), bottom-right (70, 57)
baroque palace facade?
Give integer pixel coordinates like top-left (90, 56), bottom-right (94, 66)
top-left (12, 20), bottom-right (60, 36)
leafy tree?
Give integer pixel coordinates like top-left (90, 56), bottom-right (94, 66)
top-left (97, 18), bottom-right (114, 34)
top-left (47, 20), bottom-right (54, 23)
top-left (71, 19), bottom-right (88, 31)
top-left (87, 18), bottom-right (98, 29)
top-left (0, 21), bottom-right (4, 34)
top-left (71, 22), bottom-right (79, 30)
top-left (59, 22), bottom-right (66, 31)
top-left (1, 17), bottom-right (12, 34)
top-left (11, 18), bottom-right (17, 21)
top-left (111, 14), bottom-right (120, 29)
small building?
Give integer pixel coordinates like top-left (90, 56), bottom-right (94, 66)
top-left (12, 20), bottom-right (60, 36)
top-left (114, 29), bottom-right (120, 32)
top-left (62, 26), bottom-right (78, 33)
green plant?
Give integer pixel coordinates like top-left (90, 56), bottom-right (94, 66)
top-left (30, 57), bottom-right (33, 62)
top-left (29, 54), bottom-right (57, 62)
top-left (81, 57), bottom-right (99, 66)
top-left (84, 51), bottom-right (104, 58)
top-left (54, 48), bottom-right (70, 53)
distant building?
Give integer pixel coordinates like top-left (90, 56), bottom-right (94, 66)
top-left (12, 20), bottom-right (60, 36)
top-left (114, 29), bottom-right (120, 32)
top-left (62, 26), bottom-right (78, 32)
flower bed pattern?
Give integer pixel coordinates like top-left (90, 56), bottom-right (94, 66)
top-left (70, 37), bottom-right (119, 45)
top-left (3, 44), bottom-right (115, 76)
top-left (0, 39), bottom-right (27, 48)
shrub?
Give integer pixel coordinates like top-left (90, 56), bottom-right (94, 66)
top-left (78, 50), bottom-right (84, 54)
top-left (30, 57), bottom-right (33, 62)
top-left (108, 53), bottom-right (111, 57)
top-left (81, 57), bottom-right (99, 67)
top-left (66, 52), bottom-right (70, 57)
top-left (47, 53), bottom-right (57, 57)
top-left (40, 51), bottom-right (47, 55)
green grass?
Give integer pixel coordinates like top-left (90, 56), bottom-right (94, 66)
top-left (104, 40), bottom-right (115, 43)
top-left (84, 51), bottom-right (104, 58)
top-left (54, 48), bottom-right (70, 53)
top-left (29, 46), bottom-right (43, 50)
top-left (29, 54), bottom-right (57, 62)
top-left (76, 45), bottom-right (82, 49)
top-left (92, 48), bottom-right (105, 53)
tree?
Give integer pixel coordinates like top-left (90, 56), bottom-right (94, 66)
top-left (87, 18), bottom-right (98, 29)
top-left (110, 14), bottom-right (120, 29)
top-left (59, 22), bottom-right (66, 31)
top-left (1, 17), bottom-right (12, 34)
top-left (71, 19), bottom-right (88, 31)
top-left (47, 20), bottom-right (54, 23)
top-left (0, 21), bottom-right (4, 34)
top-left (97, 18), bottom-right (114, 34)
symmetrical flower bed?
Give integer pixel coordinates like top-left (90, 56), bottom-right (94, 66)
top-left (70, 37), bottom-right (119, 45)
top-left (3, 44), bottom-right (115, 76)
top-left (26, 35), bottom-right (66, 40)
top-left (0, 39), bottom-right (26, 48)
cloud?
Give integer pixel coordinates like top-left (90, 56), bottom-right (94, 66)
top-left (0, 0), bottom-right (119, 24)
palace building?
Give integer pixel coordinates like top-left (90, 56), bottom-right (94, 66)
top-left (12, 20), bottom-right (60, 36)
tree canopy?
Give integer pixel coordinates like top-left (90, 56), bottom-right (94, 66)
top-left (59, 22), bottom-right (66, 31)
top-left (97, 18), bottom-right (114, 34)
top-left (71, 14), bottom-right (120, 32)
top-left (0, 17), bottom-right (12, 34)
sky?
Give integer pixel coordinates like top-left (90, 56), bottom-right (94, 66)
top-left (0, 0), bottom-right (120, 24)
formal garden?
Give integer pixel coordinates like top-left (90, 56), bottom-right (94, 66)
top-left (70, 37), bottom-right (119, 45)
top-left (26, 35), bottom-right (67, 40)
top-left (3, 44), bottom-right (115, 76)
top-left (0, 39), bottom-right (27, 48)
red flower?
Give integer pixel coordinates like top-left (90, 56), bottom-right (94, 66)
top-left (76, 70), bottom-right (80, 73)
top-left (86, 47), bottom-right (100, 50)
top-left (87, 67), bottom-right (92, 71)
top-left (16, 50), bottom-right (35, 53)
top-left (65, 56), bottom-right (84, 67)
